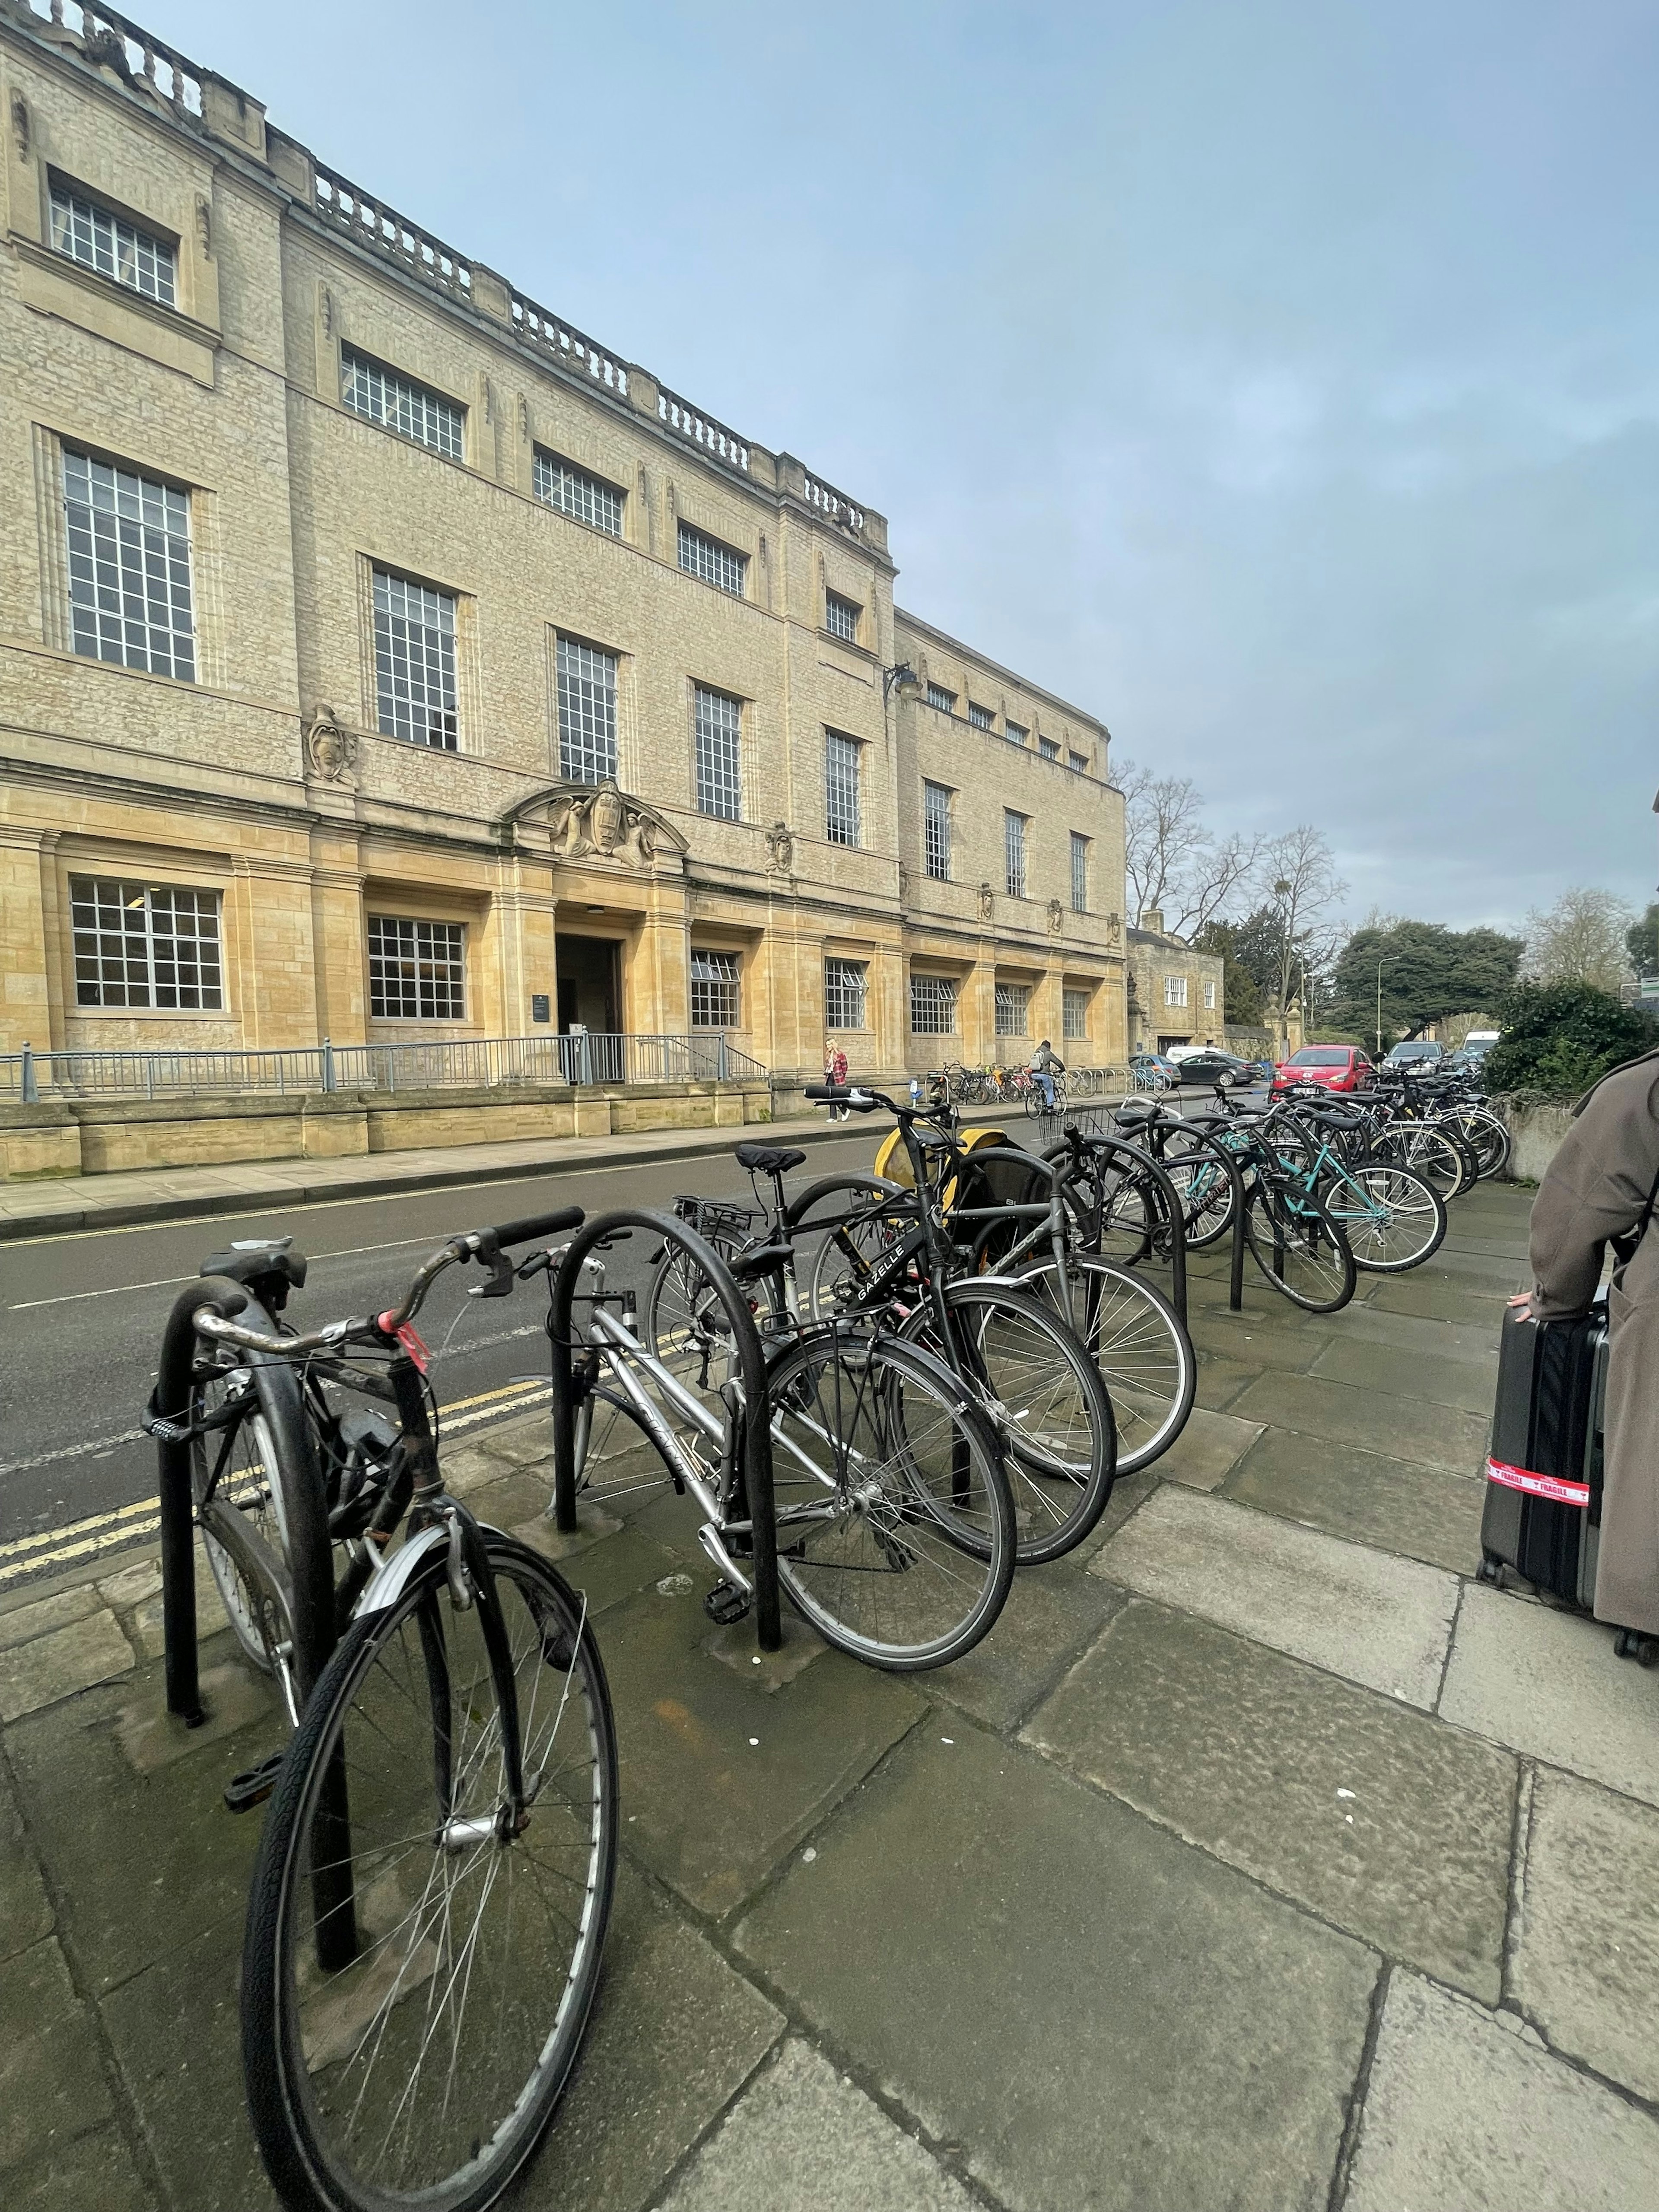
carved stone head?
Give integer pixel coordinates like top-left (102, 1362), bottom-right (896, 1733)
top-left (303, 706), bottom-right (356, 782)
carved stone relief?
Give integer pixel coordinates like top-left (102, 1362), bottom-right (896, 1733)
top-left (302, 705), bottom-right (357, 782)
top-left (765, 822), bottom-right (795, 874)
top-left (195, 194), bottom-right (212, 258)
top-left (11, 92), bottom-right (30, 159)
top-left (544, 782), bottom-right (663, 868)
top-left (1047, 897), bottom-right (1064, 934)
top-left (978, 881), bottom-right (995, 923)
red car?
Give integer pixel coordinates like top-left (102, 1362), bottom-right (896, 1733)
top-left (1270, 1045), bottom-right (1374, 1095)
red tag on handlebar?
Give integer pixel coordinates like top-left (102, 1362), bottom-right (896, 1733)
top-left (377, 1313), bottom-right (431, 1372)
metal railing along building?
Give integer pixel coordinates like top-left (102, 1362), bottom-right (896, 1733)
top-left (3, 1033), bottom-right (766, 1102)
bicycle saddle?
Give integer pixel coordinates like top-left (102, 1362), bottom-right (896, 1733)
top-left (201, 1242), bottom-right (308, 1292)
top-left (735, 1143), bottom-right (807, 1176)
top-left (1114, 1102), bottom-right (1160, 1126)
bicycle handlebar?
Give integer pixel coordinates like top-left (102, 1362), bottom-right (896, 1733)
top-left (190, 1204), bottom-right (587, 1358)
top-left (804, 1083), bottom-right (880, 1112)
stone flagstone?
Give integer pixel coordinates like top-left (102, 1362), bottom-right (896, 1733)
top-left (1439, 1583), bottom-right (1659, 1807)
top-left (736, 1727), bottom-right (1376, 2212)
top-left (1510, 1769), bottom-right (1659, 2104)
top-left (655, 2040), bottom-right (975, 2212)
top-left (1089, 1485), bottom-right (1459, 1708)
top-left (1023, 1599), bottom-right (1515, 2000)
top-left (1344, 1971), bottom-right (1659, 2211)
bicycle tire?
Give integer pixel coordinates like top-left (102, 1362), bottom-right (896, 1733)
top-left (766, 1329), bottom-right (1014, 1669)
top-left (1320, 1162), bottom-right (1446, 1273)
top-left (242, 1531), bottom-right (617, 2212)
top-left (1157, 1129), bottom-right (1238, 1248)
top-left (191, 1300), bottom-right (335, 1715)
top-left (1019, 1252), bottom-right (1195, 1474)
top-left (897, 1279), bottom-right (1117, 1564)
top-left (1449, 1106), bottom-right (1510, 1180)
top-left (1243, 1180), bottom-right (1356, 1313)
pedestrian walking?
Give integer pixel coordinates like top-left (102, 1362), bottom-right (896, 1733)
top-left (826, 1039), bottom-right (850, 1121)
top-left (1519, 1046), bottom-right (1659, 1636)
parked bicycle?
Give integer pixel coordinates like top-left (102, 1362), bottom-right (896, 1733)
top-left (156, 1205), bottom-right (619, 2212)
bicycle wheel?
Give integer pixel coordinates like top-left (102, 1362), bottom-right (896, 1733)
top-left (645, 1236), bottom-right (739, 1380)
top-left (242, 1532), bottom-right (617, 2212)
top-left (1243, 1180), bottom-right (1356, 1313)
top-left (1021, 1254), bottom-right (1196, 1475)
top-left (899, 1280), bottom-right (1117, 1563)
top-left (1321, 1162), bottom-right (1446, 1273)
top-left (191, 1307), bottom-right (334, 1721)
top-left (1382, 1122), bottom-right (1473, 1201)
top-left (1157, 1130), bottom-right (1237, 1247)
top-left (767, 1329), bottom-right (1014, 1669)
top-left (1450, 1106), bottom-right (1510, 1180)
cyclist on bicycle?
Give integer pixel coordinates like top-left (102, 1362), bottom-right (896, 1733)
top-left (1030, 1038), bottom-right (1065, 1110)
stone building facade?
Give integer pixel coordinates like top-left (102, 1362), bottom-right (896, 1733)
top-left (1125, 912), bottom-right (1226, 1055)
top-left (0, 4), bottom-right (1128, 1102)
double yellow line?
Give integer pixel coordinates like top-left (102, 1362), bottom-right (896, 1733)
top-left (0, 1377), bottom-right (551, 1588)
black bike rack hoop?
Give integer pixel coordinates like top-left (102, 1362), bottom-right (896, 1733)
top-left (152, 1274), bottom-right (248, 1724)
top-left (550, 1208), bottom-right (782, 1652)
top-left (1043, 1129), bottom-right (1191, 1326)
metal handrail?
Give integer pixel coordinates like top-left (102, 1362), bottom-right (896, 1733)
top-left (2, 1032), bottom-right (766, 1101)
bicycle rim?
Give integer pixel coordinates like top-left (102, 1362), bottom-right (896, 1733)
top-left (1243, 1183), bottom-right (1355, 1313)
top-left (1323, 1164), bottom-right (1446, 1272)
top-left (924, 1281), bottom-right (1116, 1563)
top-left (768, 1332), bottom-right (1014, 1669)
top-left (243, 1535), bottom-right (617, 2212)
top-left (1032, 1256), bottom-right (1196, 1475)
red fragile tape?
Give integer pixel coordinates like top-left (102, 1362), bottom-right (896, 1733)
top-left (1484, 1456), bottom-right (1590, 1507)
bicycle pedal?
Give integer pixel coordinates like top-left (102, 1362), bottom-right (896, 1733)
top-left (702, 1580), bottom-right (751, 1627)
top-left (224, 1751), bottom-right (284, 1815)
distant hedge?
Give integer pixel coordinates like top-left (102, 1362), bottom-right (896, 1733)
top-left (1483, 982), bottom-right (1656, 1103)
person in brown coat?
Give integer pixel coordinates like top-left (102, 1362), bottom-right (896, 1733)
top-left (1524, 1049), bottom-right (1659, 1635)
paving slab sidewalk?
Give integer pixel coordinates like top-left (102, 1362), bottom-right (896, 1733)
top-left (5, 1179), bottom-right (1659, 2212)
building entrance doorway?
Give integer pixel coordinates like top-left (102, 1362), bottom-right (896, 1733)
top-left (556, 934), bottom-right (621, 1033)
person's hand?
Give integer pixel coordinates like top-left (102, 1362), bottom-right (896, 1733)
top-left (1507, 1292), bottom-right (1533, 1317)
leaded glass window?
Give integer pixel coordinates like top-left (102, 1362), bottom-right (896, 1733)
top-left (1004, 721), bottom-right (1028, 747)
top-left (967, 702), bottom-right (995, 731)
top-left (1063, 987), bottom-right (1090, 1041)
top-left (50, 183), bottom-right (175, 304)
top-left (556, 635), bottom-right (618, 784)
top-left (342, 348), bottom-right (464, 459)
top-left (825, 731), bottom-right (861, 847)
top-left (374, 570), bottom-right (458, 748)
top-left (63, 451), bottom-right (195, 680)
top-left (926, 682), bottom-right (956, 714)
top-left (534, 451), bottom-right (623, 535)
top-left (910, 973), bottom-right (957, 1034)
top-left (70, 876), bottom-right (221, 1009)
top-left (1071, 831), bottom-right (1090, 914)
top-left (368, 916), bottom-right (466, 1020)
top-left (1004, 810), bottom-right (1027, 899)
top-left (825, 591), bottom-right (860, 642)
top-left (677, 522), bottom-right (747, 597)
top-left (694, 685), bottom-right (742, 820)
top-left (824, 956), bottom-right (868, 1029)
top-left (690, 949), bottom-right (740, 1028)
top-left (924, 781), bottom-right (952, 881)
top-left (995, 981), bottom-right (1030, 1037)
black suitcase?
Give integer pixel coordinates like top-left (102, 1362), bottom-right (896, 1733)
top-left (1478, 1300), bottom-right (1606, 1607)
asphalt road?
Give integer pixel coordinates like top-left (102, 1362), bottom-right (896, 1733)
top-left (0, 1129), bottom-right (887, 1586)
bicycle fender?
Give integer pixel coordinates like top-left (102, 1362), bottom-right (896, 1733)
top-left (351, 1517), bottom-right (512, 1622)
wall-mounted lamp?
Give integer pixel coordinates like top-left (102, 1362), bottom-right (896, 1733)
top-left (883, 661), bottom-right (920, 704)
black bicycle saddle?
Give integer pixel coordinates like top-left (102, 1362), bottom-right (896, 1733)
top-left (734, 1143), bottom-right (807, 1176)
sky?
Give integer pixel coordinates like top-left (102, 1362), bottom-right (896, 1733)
top-left (155, 0), bottom-right (1659, 934)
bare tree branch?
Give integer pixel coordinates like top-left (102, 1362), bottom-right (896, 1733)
top-left (1259, 825), bottom-right (1347, 1013)
top-left (1170, 831), bottom-right (1266, 940)
top-left (1118, 758), bottom-right (1207, 922)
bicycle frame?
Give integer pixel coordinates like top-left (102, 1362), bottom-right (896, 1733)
top-left (550, 1207), bottom-right (782, 1650)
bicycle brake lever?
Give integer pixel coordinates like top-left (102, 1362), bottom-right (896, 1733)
top-left (470, 1247), bottom-right (518, 1300)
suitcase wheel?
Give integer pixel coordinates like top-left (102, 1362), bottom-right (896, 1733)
top-left (1476, 1555), bottom-right (1504, 1587)
top-left (1614, 1629), bottom-right (1659, 1668)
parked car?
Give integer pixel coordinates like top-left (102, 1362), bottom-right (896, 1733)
top-left (1270, 1046), bottom-right (1375, 1095)
top-left (1128, 1052), bottom-right (1181, 1091)
top-left (1172, 1048), bottom-right (1261, 1090)
top-left (1382, 1040), bottom-right (1446, 1069)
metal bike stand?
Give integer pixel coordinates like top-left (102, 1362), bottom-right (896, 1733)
top-left (550, 1207), bottom-right (783, 1653)
top-left (150, 1276), bottom-right (248, 1725)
